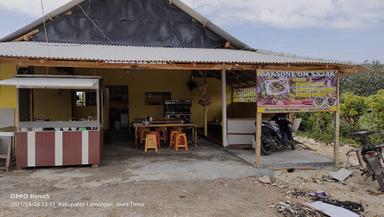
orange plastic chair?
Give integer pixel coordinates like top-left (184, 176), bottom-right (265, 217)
top-left (174, 133), bottom-right (189, 151)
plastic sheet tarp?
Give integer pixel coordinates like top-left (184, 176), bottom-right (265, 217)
top-left (32, 0), bottom-right (226, 48)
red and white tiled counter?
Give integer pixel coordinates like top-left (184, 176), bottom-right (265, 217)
top-left (16, 130), bottom-right (102, 168)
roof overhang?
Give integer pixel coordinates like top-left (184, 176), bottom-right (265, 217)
top-left (0, 42), bottom-right (363, 74)
top-left (0, 75), bottom-right (99, 90)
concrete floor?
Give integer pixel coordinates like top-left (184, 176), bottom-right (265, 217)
top-left (1, 141), bottom-right (272, 189)
top-left (226, 147), bottom-right (334, 169)
top-left (104, 142), bottom-right (273, 182)
top-left (0, 139), bottom-right (335, 217)
top-left (1, 138), bottom-right (333, 186)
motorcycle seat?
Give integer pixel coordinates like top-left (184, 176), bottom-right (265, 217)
top-left (350, 130), bottom-right (377, 137)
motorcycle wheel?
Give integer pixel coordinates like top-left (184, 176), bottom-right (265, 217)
top-left (261, 133), bottom-right (275, 156)
top-left (290, 141), bottom-right (296, 150)
top-left (376, 174), bottom-right (384, 192)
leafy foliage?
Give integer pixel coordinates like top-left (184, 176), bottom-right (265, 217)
top-left (299, 90), bottom-right (384, 145)
top-left (339, 93), bottom-right (368, 132)
top-left (340, 61), bottom-right (384, 96)
top-left (299, 61), bottom-right (384, 145)
top-left (299, 112), bottom-right (335, 144)
top-left (366, 89), bottom-right (384, 129)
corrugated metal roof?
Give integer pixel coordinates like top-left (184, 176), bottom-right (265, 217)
top-left (0, 42), bottom-right (353, 66)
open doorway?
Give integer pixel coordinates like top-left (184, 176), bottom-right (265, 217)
top-left (106, 85), bottom-right (129, 143)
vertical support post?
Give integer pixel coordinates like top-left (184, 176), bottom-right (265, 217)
top-left (221, 69), bottom-right (228, 147)
top-left (255, 112), bottom-right (262, 167)
top-left (204, 106), bottom-right (208, 137)
top-left (255, 69), bottom-right (262, 167)
top-left (96, 80), bottom-right (100, 130)
top-left (104, 88), bottom-right (110, 130)
top-left (230, 86), bottom-right (234, 116)
top-left (69, 90), bottom-right (73, 120)
top-left (334, 72), bottom-right (340, 165)
top-left (334, 110), bottom-right (340, 165)
top-left (29, 89), bottom-right (34, 121)
top-left (101, 89), bottom-right (104, 128)
top-left (16, 88), bottom-right (19, 129)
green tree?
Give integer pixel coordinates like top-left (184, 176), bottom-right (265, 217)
top-left (340, 61), bottom-right (384, 96)
top-left (340, 93), bottom-right (368, 132)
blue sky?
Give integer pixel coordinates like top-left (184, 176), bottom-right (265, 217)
top-left (0, 0), bottom-right (383, 63)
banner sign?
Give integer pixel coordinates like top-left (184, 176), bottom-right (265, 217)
top-left (257, 70), bottom-right (338, 113)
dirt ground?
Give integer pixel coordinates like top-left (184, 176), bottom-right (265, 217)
top-left (272, 136), bottom-right (384, 217)
top-left (0, 176), bottom-right (286, 217)
top-left (0, 138), bottom-right (383, 217)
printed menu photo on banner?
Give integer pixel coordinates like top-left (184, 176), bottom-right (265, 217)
top-left (257, 70), bottom-right (338, 113)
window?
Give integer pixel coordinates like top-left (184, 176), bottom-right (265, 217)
top-left (76, 91), bottom-right (96, 107)
top-left (107, 86), bottom-right (128, 103)
top-left (233, 87), bottom-right (256, 103)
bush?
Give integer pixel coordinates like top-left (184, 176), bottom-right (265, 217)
top-left (298, 112), bottom-right (335, 144)
top-left (367, 89), bottom-right (384, 129)
top-left (339, 93), bottom-right (368, 134)
top-left (340, 61), bottom-right (384, 96)
top-left (299, 91), bottom-right (384, 145)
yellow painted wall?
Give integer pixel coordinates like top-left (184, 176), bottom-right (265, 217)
top-left (31, 67), bottom-right (232, 128)
top-left (0, 64), bottom-right (17, 109)
top-left (33, 89), bottom-right (72, 121)
top-left (29, 68), bottom-right (73, 121)
top-left (191, 78), bottom-right (232, 126)
top-left (71, 68), bottom-right (231, 128)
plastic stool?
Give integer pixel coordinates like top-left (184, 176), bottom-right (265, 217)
top-left (174, 133), bottom-right (189, 151)
top-left (145, 133), bottom-right (158, 152)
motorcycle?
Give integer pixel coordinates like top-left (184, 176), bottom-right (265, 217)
top-left (260, 114), bottom-right (296, 155)
top-left (348, 130), bottom-right (384, 192)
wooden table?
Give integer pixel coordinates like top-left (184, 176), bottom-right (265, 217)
top-left (133, 123), bottom-right (198, 149)
top-left (0, 127), bottom-right (16, 172)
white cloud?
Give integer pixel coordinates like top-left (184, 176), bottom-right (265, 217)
top-left (0, 0), bottom-right (71, 17)
top-left (0, 0), bottom-right (383, 29)
top-left (183, 0), bottom-right (384, 29)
